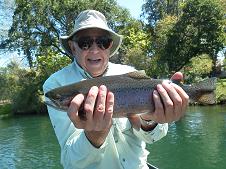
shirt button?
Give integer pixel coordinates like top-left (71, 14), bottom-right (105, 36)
top-left (122, 158), bottom-right (125, 162)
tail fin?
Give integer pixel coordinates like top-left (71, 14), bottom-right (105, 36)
top-left (196, 92), bottom-right (216, 105)
top-left (195, 77), bottom-right (217, 91)
top-left (191, 77), bottom-right (217, 104)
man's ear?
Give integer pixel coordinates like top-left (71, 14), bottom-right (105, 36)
top-left (68, 40), bottom-right (76, 54)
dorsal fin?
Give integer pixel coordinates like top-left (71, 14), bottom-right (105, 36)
top-left (126, 71), bottom-right (150, 79)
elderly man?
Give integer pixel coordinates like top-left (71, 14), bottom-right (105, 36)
top-left (43, 10), bottom-right (188, 169)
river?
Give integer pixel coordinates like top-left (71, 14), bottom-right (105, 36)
top-left (0, 105), bottom-right (225, 169)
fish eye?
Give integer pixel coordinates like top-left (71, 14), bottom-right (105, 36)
top-left (55, 94), bottom-right (61, 99)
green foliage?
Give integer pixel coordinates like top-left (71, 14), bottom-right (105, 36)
top-left (142, 0), bottom-right (182, 27)
top-left (183, 54), bottom-right (213, 83)
top-left (119, 19), bottom-right (151, 68)
top-left (161, 0), bottom-right (225, 72)
top-left (12, 70), bottom-right (41, 114)
top-left (154, 15), bottom-right (178, 52)
top-left (35, 50), bottom-right (71, 82)
top-left (0, 103), bottom-right (12, 119)
top-left (223, 57), bottom-right (226, 70)
top-left (146, 54), bottom-right (170, 78)
top-left (0, 62), bottom-right (22, 101)
top-left (216, 78), bottom-right (226, 103)
top-left (149, 15), bottom-right (178, 77)
top-left (0, 52), bottom-right (70, 115)
top-left (6, 0), bottom-right (132, 67)
top-left (123, 47), bottom-right (150, 71)
top-left (0, 104), bottom-right (12, 115)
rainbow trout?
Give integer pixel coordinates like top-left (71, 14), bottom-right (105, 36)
top-left (45, 71), bottom-right (217, 118)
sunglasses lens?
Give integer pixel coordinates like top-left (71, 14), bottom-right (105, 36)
top-left (75, 36), bottom-right (112, 50)
top-left (96, 37), bottom-right (112, 50)
top-left (77, 37), bottom-right (93, 50)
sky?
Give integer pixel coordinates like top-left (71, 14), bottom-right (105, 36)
top-left (116, 0), bottom-right (144, 19)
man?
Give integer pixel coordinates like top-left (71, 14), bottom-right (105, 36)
top-left (43, 10), bottom-right (189, 169)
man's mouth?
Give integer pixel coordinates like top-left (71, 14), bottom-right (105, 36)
top-left (87, 58), bottom-right (101, 64)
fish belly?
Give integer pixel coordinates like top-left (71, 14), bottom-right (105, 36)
top-left (112, 88), bottom-right (155, 117)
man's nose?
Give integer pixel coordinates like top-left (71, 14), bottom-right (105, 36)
top-left (89, 42), bottom-right (99, 54)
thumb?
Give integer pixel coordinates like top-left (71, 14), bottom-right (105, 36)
top-left (128, 114), bottom-right (141, 131)
top-left (171, 72), bottom-right (183, 81)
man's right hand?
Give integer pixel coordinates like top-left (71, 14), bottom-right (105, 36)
top-left (67, 85), bottom-right (114, 148)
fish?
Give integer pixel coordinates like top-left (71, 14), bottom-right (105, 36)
top-left (44, 71), bottom-right (217, 118)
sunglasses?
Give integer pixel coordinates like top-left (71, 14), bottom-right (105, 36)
top-left (73, 36), bottom-right (113, 50)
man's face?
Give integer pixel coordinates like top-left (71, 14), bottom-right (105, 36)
top-left (68, 28), bottom-right (113, 77)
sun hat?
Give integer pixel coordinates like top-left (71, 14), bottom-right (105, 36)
top-left (60, 10), bottom-right (122, 59)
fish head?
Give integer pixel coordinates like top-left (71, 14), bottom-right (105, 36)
top-left (44, 91), bottom-right (73, 111)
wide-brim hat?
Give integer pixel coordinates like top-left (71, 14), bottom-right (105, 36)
top-left (60, 10), bottom-right (122, 59)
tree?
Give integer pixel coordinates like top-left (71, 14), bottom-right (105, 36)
top-left (3, 0), bottom-right (132, 68)
top-left (117, 18), bottom-right (151, 69)
top-left (159, 0), bottom-right (225, 73)
top-left (182, 54), bottom-right (213, 83)
top-left (142, 0), bottom-right (182, 28)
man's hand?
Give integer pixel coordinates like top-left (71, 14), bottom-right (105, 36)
top-left (67, 85), bottom-right (114, 148)
top-left (129, 72), bottom-right (189, 130)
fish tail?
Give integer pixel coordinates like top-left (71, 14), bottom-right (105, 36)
top-left (195, 91), bottom-right (216, 104)
top-left (195, 77), bottom-right (217, 91)
top-left (191, 77), bottom-right (217, 104)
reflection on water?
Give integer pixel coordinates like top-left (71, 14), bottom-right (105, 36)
top-left (0, 106), bottom-right (226, 169)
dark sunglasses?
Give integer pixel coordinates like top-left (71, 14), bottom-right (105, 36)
top-left (73, 36), bottom-right (113, 50)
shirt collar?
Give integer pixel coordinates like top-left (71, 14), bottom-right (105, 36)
top-left (73, 59), bottom-right (109, 79)
top-left (73, 59), bottom-right (93, 79)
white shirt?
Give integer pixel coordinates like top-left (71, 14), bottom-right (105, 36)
top-left (43, 60), bottom-right (168, 169)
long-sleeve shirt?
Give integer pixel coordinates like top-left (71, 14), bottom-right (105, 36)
top-left (43, 60), bottom-right (168, 169)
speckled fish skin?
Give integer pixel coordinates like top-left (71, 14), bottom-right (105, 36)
top-left (45, 71), bottom-right (217, 118)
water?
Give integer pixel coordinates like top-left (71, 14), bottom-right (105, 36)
top-left (0, 116), bottom-right (62, 169)
top-left (148, 105), bottom-right (226, 169)
top-left (0, 106), bottom-right (226, 169)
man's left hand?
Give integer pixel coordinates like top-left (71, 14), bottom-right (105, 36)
top-left (129, 72), bottom-right (189, 130)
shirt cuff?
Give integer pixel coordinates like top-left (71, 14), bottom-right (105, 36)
top-left (133, 123), bottom-right (168, 144)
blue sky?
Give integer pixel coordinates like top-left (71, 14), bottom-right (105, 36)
top-left (116, 0), bottom-right (144, 19)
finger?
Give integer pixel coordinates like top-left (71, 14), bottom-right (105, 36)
top-left (84, 86), bottom-right (99, 128)
top-left (94, 85), bottom-right (107, 130)
top-left (162, 81), bottom-right (182, 121)
top-left (67, 94), bottom-right (85, 128)
top-left (104, 91), bottom-right (114, 122)
top-left (170, 72), bottom-right (183, 81)
top-left (94, 85), bottom-right (107, 119)
top-left (156, 84), bottom-right (174, 122)
top-left (152, 90), bottom-right (165, 123)
top-left (171, 83), bottom-right (189, 115)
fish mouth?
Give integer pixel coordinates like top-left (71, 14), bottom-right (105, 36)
top-left (44, 101), bottom-right (59, 109)
top-left (44, 100), bottom-right (68, 111)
